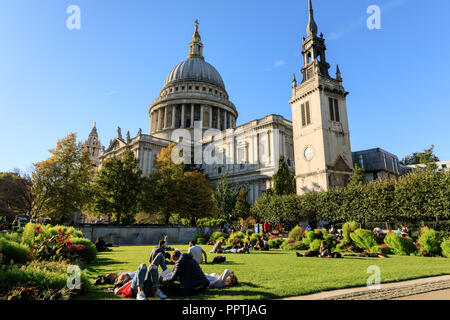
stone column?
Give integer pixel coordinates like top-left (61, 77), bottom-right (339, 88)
top-left (209, 106), bottom-right (213, 128)
top-left (190, 104), bottom-right (194, 128)
top-left (217, 108), bottom-right (221, 130)
top-left (200, 105), bottom-right (204, 128)
top-left (181, 104), bottom-right (185, 128)
top-left (224, 111), bottom-right (228, 130)
top-left (172, 105), bottom-right (176, 128)
top-left (158, 108), bottom-right (163, 131)
top-left (149, 112), bottom-right (153, 133)
top-left (163, 106), bottom-right (168, 129)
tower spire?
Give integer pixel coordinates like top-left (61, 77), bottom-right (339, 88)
top-left (188, 20), bottom-right (204, 60)
top-left (306, 0), bottom-right (318, 38)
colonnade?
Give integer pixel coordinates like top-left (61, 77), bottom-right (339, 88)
top-left (150, 104), bottom-right (236, 133)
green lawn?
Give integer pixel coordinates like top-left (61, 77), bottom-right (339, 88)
top-left (80, 245), bottom-right (450, 300)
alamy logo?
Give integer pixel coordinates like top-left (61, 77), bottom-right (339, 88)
top-left (66, 5), bottom-right (81, 30)
top-left (67, 265), bottom-right (81, 289)
top-left (367, 5), bottom-right (381, 30)
top-left (366, 265), bottom-right (381, 290)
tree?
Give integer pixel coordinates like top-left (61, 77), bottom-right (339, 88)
top-left (348, 164), bottom-right (366, 187)
top-left (31, 133), bottom-right (93, 224)
top-left (177, 171), bottom-right (218, 225)
top-left (273, 155), bottom-right (296, 196)
top-left (92, 150), bottom-right (142, 225)
top-left (140, 144), bottom-right (184, 224)
top-left (401, 145), bottom-right (440, 170)
top-left (232, 188), bottom-right (251, 221)
top-left (212, 174), bottom-right (238, 220)
top-left (0, 172), bottom-right (33, 217)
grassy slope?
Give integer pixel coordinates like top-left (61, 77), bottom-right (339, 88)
top-left (80, 245), bottom-right (450, 300)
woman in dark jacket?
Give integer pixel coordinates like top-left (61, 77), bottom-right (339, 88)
top-left (160, 251), bottom-right (209, 296)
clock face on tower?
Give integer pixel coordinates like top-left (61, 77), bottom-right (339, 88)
top-left (304, 146), bottom-right (314, 161)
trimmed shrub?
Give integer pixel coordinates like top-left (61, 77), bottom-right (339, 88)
top-left (350, 229), bottom-right (378, 252)
top-left (281, 241), bottom-right (309, 251)
top-left (441, 240), bottom-right (450, 258)
top-left (268, 238), bottom-right (285, 249)
top-left (0, 260), bottom-right (92, 295)
top-left (370, 244), bottom-right (392, 255)
top-left (209, 231), bottom-right (227, 243)
top-left (288, 226), bottom-right (305, 242)
top-left (302, 231), bottom-right (318, 247)
top-left (417, 227), bottom-right (443, 256)
top-left (0, 238), bottom-right (30, 264)
top-left (309, 239), bottom-right (322, 251)
top-left (62, 244), bottom-right (91, 264)
top-left (68, 238), bottom-right (97, 263)
top-left (226, 231), bottom-right (245, 246)
top-left (336, 221), bottom-right (358, 250)
top-left (193, 233), bottom-right (208, 245)
top-left (384, 232), bottom-right (416, 256)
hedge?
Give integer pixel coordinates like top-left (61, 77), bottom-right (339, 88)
top-left (251, 169), bottom-right (450, 230)
top-left (0, 238), bottom-right (30, 264)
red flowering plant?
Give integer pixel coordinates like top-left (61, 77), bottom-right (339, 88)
top-left (32, 230), bottom-right (73, 262)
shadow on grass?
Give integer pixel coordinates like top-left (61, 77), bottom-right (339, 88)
top-left (85, 257), bottom-right (127, 274)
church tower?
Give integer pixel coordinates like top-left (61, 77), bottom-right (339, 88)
top-left (290, 0), bottom-right (353, 194)
top-left (85, 122), bottom-right (103, 169)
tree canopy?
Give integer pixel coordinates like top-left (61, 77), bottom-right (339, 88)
top-left (31, 133), bottom-right (93, 224)
top-left (91, 149), bottom-right (142, 225)
top-left (273, 155), bottom-right (296, 196)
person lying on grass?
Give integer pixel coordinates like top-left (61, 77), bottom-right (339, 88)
top-left (160, 265), bottom-right (239, 288)
top-left (158, 249), bottom-right (210, 297)
top-left (296, 241), bottom-right (342, 258)
top-left (222, 241), bottom-right (250, 254)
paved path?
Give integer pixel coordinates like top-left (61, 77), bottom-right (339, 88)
top-left (283, 275), bottom-right (450, 300)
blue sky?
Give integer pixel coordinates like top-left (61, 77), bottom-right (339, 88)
top-left (0, 0), bottom-right (449, 172)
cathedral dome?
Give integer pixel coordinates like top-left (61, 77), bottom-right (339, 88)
top-left (164, 58), bottom-right (225, 90)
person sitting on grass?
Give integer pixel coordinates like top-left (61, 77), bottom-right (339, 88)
top-left (255, 237), bottom-right (269, 251)
top-left (328, 224), bottom-right (336, 235)
top-left (188, 240), bottom-right (208, 265)
top-left (130, 263), bottom-right (167, 300)
top-left (95, 237), bottom-right (112, 252)
top-left (319, 240), bottom-right (331, 258)
top-left (210, 238), bottom-right (225, 253)
top-left (163, 235), bottom-right (173, 251)
top-left (159, 249), bottom-right (210, 297)
top-left (237, 242), bottom-right (250, 254)
top-left (150, 240), bottom-right (170, 268)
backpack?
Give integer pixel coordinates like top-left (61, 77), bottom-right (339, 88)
top-left (331, 252), bottom-right (342, 258)
top-left (212, 256), bottom-right (226, 264)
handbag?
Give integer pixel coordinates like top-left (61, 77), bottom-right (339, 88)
top-left (115, 280), bottom-right (133, 298)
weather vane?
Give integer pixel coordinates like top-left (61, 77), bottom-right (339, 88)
top-left (195, 19), bottom-right (199, 26)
